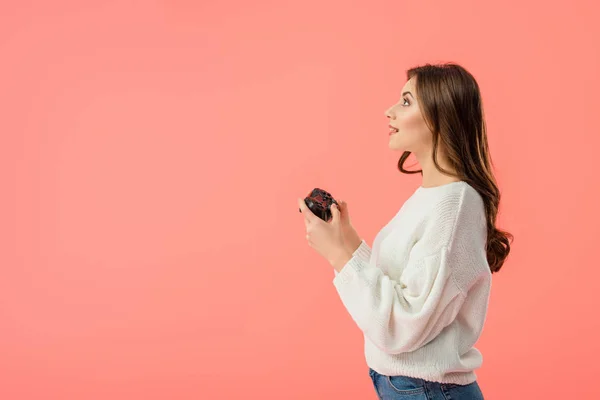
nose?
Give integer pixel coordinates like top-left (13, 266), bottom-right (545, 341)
top-left (384, 106), bottom-right (394, 119)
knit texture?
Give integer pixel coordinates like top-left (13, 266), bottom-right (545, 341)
top-left (333, 181), bottom-right (491, 385)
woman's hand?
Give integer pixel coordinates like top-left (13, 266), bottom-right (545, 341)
top-left (337, 199), bottom-right (363, 255)
top-left (298, 198), bottom-right (352, 270)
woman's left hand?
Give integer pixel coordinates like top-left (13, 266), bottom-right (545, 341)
top-left (298, 198), bottom-right (352, 269)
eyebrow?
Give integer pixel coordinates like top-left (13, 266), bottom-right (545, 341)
top-left (402, 91), bottom-right (414, 98)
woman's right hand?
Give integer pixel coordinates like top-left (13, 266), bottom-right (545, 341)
top-left (336, 200), bottom-right (363, 254)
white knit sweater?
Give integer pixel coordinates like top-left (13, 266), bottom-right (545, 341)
top-left (333, 181), bottom-right (492, 385)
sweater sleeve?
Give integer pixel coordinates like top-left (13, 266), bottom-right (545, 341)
top-left (332, 189), bottom-right (485, 354)
top-left (334, 239), bottom-right (372, 277)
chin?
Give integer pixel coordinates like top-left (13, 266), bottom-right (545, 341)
top-left (388, 140), bottom-right (405, 152)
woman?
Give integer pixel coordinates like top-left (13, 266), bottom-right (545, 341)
top-left (298, 63), bottom-right (512, 399)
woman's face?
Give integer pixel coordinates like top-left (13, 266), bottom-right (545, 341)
top-left (385, 77), bottom-right (432, 155)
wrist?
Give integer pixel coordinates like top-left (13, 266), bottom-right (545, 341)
top-left (347, 236), bottom-right (362, 255)
top-left (331, 249), bottom-right (353, 272)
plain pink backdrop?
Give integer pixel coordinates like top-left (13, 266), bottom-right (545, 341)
top-left (2, 1), bottom-right (599, 399)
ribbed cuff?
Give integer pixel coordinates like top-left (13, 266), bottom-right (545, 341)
top-left (333, 256), bottom-right (366, 285)
top-left (353, 239), bottom-right (372, 263)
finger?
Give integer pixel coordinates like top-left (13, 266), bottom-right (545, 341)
top-left (339, 200), bottom-right (349, 218)
top-left (298, 198), bottom-right (315, 223)
top-left (330, 203), bottom-right (340, 224)
top-left (302, 211), bottom-right (311, 228)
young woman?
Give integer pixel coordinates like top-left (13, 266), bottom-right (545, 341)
top-left (298, 63), bottom-right (512, 399)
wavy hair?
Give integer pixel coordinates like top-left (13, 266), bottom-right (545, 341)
top-left (398, 63), bottom-right (513, 273)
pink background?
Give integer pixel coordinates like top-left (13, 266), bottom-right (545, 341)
top-left (2, 1), bottom-right (599, 399)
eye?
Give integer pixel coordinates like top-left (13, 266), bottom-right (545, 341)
top-left (402, 97), bottom-right (410, 106)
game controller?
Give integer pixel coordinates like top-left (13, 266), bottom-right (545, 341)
top-left (299, 188), bottom-right (339, 222)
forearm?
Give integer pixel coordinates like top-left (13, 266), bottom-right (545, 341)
top-left (332, 250), bottom-right (460, 354)
top-left (332, 238), bottom-right (370, 273)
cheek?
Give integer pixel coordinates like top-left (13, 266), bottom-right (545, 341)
top-left (396, 111), bottom-right (431, 147)
top-left (398, 109), bottom-right (425, 132)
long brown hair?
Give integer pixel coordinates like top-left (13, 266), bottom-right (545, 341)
top-left (398, 63), bottom-right (513, 273)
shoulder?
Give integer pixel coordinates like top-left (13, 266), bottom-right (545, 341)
top-left (416, 181), bottom-right (486, 252)
top-left (422, 181), bottom-right (484, 227)
top-left (433, 181), bottom-right (482, 209)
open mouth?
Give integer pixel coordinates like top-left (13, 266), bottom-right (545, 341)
top-left (389, 125), bottom-right (399, 135)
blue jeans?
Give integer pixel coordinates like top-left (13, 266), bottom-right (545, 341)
top-left (369, 368), bottom-right (484, 400)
